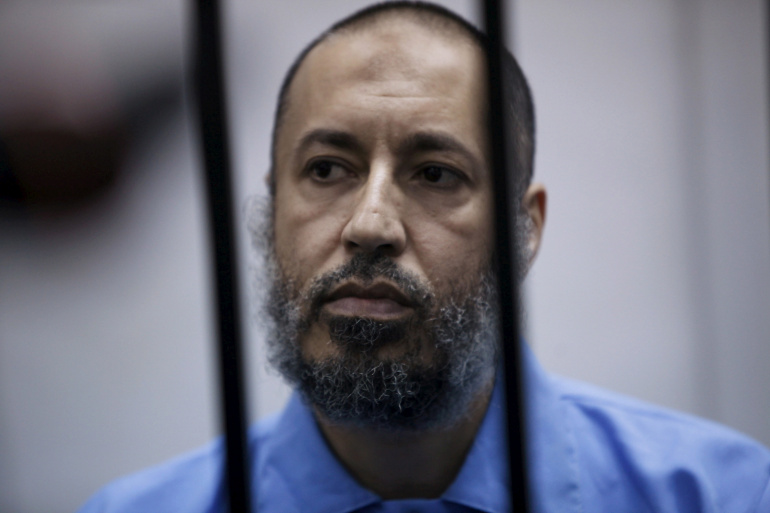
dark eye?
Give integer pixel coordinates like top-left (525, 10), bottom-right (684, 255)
top-left (420, 165), bottom-right (461, 187)
top-left (308, 160), bottom-right (347, 182)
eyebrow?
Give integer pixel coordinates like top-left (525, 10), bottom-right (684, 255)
top-left (296, 129), bottom-right (365, 155)
top-left (398, 131), bottom-right (483, 170)
top-left (295, 128), bottom-right (484, 171)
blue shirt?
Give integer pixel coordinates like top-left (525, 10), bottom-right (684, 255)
top-left (77, 346), bottom-right (770, 512)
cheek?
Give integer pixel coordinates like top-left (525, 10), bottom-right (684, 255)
top-left (412, 204), bottom-right (494, 287)
top-left (421, 234), bottom-right (491, 285)
top-left (273, 192), bottom-right (346, 284)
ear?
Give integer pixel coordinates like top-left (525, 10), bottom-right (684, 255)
top-left (521, 182), bottom-right (547, 267)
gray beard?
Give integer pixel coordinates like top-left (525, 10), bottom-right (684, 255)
top-left (248, 196), bottom-right (529, 433)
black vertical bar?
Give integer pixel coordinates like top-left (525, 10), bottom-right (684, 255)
top-left (192, 1), bottom-right (253, 513)
top-left (481, 0), bottom-right (531, 512)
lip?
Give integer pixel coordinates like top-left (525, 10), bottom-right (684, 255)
top-left (323, 282), bottom-right (414, 318)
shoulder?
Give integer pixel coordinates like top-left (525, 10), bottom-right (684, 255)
top-left (75, 414), bottom-right (283, 513)
top-left (551, 376), bottom-right (770, 512)
top-left (75, 440), bottom-right (225, 513)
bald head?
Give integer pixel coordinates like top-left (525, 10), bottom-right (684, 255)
top-left (267, 1), bottom-right (535, 194)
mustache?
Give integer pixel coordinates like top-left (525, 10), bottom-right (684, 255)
top-left (305, 253), bottom-right (434, 319)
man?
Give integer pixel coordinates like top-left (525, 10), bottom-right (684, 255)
top-left (78, 2), bottom-right (770, 512)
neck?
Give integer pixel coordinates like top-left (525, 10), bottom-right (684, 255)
top-left (314, 381), bottom-right (494, 500)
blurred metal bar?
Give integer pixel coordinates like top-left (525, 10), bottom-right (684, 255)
top-left (481, 0), bottom-right (531, 511)
top-left (192, 1), bottom-right (252, 512)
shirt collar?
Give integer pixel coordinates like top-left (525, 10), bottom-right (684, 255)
top-left (252, 392), bottom-right (379, 513)
top-left (440, 365), bottom-right (510, 512)
top-left (442, 343), bottom-right (580, 513)
top-left (522, 343), bottom-right (583, 513)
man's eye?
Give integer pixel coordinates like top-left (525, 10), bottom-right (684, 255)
top-left (420, 165), bottom-right (461, 187)
top-left (308, 160), bottom-right (347, 181)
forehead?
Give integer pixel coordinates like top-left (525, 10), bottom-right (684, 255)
top-left (275, 20), bottom-right (487, 159)
top-left (307, 20), bottom-right (480, 86)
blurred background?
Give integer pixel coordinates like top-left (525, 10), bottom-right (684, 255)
top-left (1, 1), bottom-right (768, 512)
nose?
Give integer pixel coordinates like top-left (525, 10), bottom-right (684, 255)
top-left (341, 168), bottom-right (407, 256)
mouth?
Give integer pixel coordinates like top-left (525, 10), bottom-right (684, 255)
top-left (322, 281), bottom-right (415, 320)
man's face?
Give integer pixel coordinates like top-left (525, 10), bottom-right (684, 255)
top-left (266, 22), bottom-right (498, 429)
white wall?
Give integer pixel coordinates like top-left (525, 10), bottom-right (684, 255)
top-left (518, 0), bottom-right (770, 443)
top-left (0, 1), bottom-right (768, 512)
